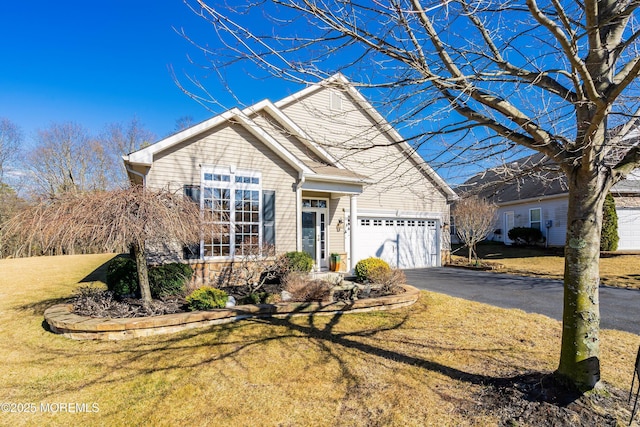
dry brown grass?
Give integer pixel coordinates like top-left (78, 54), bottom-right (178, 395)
top-left (452, 243), bottom-right (640, 289)
top-left (0, 254), bottom-right (638, 426)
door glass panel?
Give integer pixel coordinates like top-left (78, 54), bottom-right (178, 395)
top-left (505, 212), bottom-right (515, 243)
top-left (320, 213), bottom-right (326, 259)
top-left (302, 211), bottom-right (316, 261)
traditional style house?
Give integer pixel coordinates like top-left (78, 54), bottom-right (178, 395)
top-left (123, 74), bottom-right (456, 283)
top-left (456, 152), bottom-right (640, 250)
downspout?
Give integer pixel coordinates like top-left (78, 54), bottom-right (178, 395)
top-left (295, 172), bottom-right (306, 252)
top-left (123, 157), bottom-right (147, 187)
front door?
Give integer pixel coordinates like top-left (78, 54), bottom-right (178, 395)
top-left (504, 211), bottom-right (515, 245)
top-left (302, 201), bottom-right (327, 269)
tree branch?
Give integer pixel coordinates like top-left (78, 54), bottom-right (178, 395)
top-left (526, 0), bottom-right (602, 105)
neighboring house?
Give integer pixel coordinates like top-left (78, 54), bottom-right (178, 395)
top-left (123, 74), bottom-right (457, 282)
top-left (455, 152), bottom-right (640, 250)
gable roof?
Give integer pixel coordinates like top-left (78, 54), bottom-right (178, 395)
top-left (124, 73), bottom-right (456, 199)
top-left (458, 151), bottom-right (640, 204)
top-left (276, 73), bottom-right (458, 201)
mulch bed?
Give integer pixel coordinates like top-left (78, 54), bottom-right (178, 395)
top-left (472, 373), bottom-right (632, 426)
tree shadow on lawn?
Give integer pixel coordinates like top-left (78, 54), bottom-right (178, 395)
top-left (78, 256), bottom-right (115, 284)
top-left (28, 302), bottom-right (628, 425)
top-left (251, 308), bottom-right (628, 425)
top-left (17, 297), bottom-right (71, 316)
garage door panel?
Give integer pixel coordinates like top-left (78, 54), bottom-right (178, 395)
top-left (355, 218), bottom-right (438, 269)
top-left (618, 209), bottom-right (640, 250)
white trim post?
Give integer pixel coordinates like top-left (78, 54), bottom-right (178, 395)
top-left (349, 194), bottom-right (358, 271)
top-left (296, 185), bottom-right (302, 252)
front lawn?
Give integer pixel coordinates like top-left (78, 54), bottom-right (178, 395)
top-left (0, 254), bottom-right (638, 426)
top-left (452, 243), bottom-right (640, 289)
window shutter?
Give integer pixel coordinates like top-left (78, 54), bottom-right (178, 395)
top-left (183, 185), bottom-right (201, 259)
top-left (263, 190), bottom-right (276, 247)
top-left (183, 184), bottom-right (200, 204)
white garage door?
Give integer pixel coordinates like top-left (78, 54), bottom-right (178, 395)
top-left (617, 208), bottom-right (640, 250)
top-left (354, 218), bottom-right (439, 268)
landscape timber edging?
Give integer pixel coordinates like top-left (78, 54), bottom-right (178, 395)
top-left (44, 284), bottom-right (420, 340)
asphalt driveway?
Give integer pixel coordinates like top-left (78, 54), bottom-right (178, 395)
top-left (404, 267), bottom-right (640, 335)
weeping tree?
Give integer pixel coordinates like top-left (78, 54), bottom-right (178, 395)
top-left (179, 0), bottom-right (640, 391)
top-left (453, 196), bottom-right (497, 264)
top-left (1, 186), bottom-right (203, 303)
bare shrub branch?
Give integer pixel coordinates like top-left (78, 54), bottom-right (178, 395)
top-left (1, 186), bottom-right (205, 303)
top-left (453, 195), bottom-right (498, 263)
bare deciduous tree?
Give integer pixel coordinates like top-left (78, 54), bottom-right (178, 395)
top-left (181, 0), bottom-right (640, 390)
top-left (453, 196), bottom-right (497, 264)
top-left (98, 118), bottom-right (156, 188)
top-left (2, 186), bottom-right (203, 303)
top-left (26, 122), bottom-right (101, 197)
top-left (174, 116), bottom-right (195, 133)
top-left (0, 118), bottom-right (22, 184)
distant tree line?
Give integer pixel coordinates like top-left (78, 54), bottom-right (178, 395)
top-left (0, 116), bottom-right (161, 257)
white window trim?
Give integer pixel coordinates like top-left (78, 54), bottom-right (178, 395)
top-left (529, 207), bottom-right (542, 230)
top-left (201, 166), bottom-right (262, 259)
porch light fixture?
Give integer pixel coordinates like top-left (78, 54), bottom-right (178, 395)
top-left (337, 218), bottom-right (344, 232)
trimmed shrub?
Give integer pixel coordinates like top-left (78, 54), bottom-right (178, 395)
top-left (354, 257), bottom-right (391, 282)
top-left (240, 292), bottom-right (269, 305)
top-left (507, 227), bottom-right (545, 245)
top-left (282, 251), bottom-right (314, 273)
top-left (148, 263), bottom-right (193, 298)
top-left (106, 256), bottom-right (139, 297)
top-left (106, 256), bottom-right (194, 299)
top-left (601, 193), bottom-right (619, 252)
top-left (186, 286), bottom-right (229, 311)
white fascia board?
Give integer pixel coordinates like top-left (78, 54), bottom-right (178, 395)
top-left (125, 106), bottom-right (311, 176)
top-left (338, 77), bottom-right (459, 202)
top-left (273, 74), bottom-right (344, 108)
top-left (307, 173), bottom-right (375, 185)
top-left (496, 192), bottom-right (568, 207)
top-left (343, 208), bottom-right (443, 220)
top-left (232, 110), bottom-right (313, 175)
top-left (243, 100), bottom-right (344, 169)
top-left (126, 110), bottom-right (240, 165)
top-left (301, 180), bottom-right (363, 194)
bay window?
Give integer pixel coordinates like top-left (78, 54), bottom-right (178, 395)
top-left (202, 167), bottom-right (261, 258)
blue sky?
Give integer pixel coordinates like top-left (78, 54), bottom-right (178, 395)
top-left (0, 1), bottom-right (500, 184)
top-left (0, 1), bottom-right (294, 144)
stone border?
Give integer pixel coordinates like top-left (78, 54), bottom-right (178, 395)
top-left (44, 285), bottom-right (420, 340)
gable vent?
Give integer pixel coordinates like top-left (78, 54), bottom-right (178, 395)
top-left (330, 91), bottom-right (343, 111)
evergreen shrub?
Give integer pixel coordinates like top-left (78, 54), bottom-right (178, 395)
top-left (354, 257), bottom-right (391, 282)
top-left (507, 227), bottom-right (545, 245)
top-left (283, 251), bottom-right (314, 273)
top-left (106, 256), bottom-right (194, 298)
top-left (601, 193), bottom-right (619, 251)
top-left (186, 287), bottom-right (229, 311)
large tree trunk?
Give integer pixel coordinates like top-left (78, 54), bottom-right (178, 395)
top-left (556, 169), bottom-right (609, 391)
top-left (131, 241), bottom-right (152, 303)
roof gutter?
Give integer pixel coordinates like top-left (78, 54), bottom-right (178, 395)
top-left (123, 157), bottom-right (147, 187)
top-left (306, 173), bottom-right (374, 185)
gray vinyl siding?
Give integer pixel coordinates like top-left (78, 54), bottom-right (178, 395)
top-left (145, 122), bottom-right (299, 253)
top-left (494, 197), bottom-right (568, 246)
top-left (279, 88), bottom-right (449, 216)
